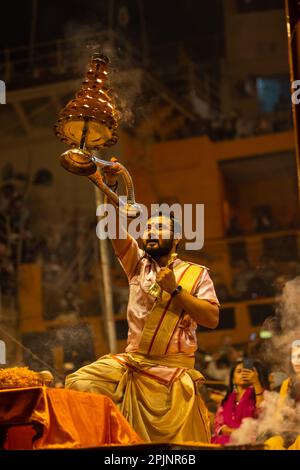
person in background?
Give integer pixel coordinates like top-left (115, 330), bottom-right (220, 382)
top-left (268, 371), bottom-right (287, 393)
top-left (211, 359), bottom-right (268, 445)
top-left (205, 353), bottom-right (231, 385)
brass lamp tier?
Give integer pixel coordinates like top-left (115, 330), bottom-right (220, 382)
top-left (54, 53), bottom-right (142, 220)
top-left (54, 53), bottom-right (118, 151)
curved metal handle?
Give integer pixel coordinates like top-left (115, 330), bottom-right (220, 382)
top-left (90, 156), bottom-right (136, 206)
top-left (89, 156), bottom-right (142, 219)
top-left (59, 148), bottom-right (141, 219)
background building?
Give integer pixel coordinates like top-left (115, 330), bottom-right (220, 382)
top-left (0, 0), bottom-right (297, 381)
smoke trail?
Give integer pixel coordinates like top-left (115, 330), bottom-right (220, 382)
top-left (61, 21), bottom-right (151, 127)
top-left (262, 277), bottom-right (300, 373)
top-left (229, 277), bottom-right (300, 446)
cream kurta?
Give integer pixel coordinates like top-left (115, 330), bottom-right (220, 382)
top-left (120, 237), bottom-right (219, 356)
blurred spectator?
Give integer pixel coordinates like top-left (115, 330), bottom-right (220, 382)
top-left (274, 274), bottom-right (288, 297)
top-left (268, 371), bottom-right (287, 393)
top-left (250, 256), bottom-right (277, 298)
top-left (285, 261), bottom-right (300, 279)
top-left (194, 348), bottom-right (209, 372)
top-left (255, 116), bottom-right (273, 135)
top-left (226, 215), bottom-right (244, 237)
top-left (235, 114), bottom-right (253, 138)
top-left (218, 335), bottom-right (241, 363)
top-left (223, 117), bottom-right (236, 140)
top-left (211, 359), bottom-right (268, 445)
top-left (205, 353), bottom-right (231, 385)
top-left (251, 205), bottom-right (274, 233)
top-left (215, 282), bottom-right (231, 303)
top-left (231, 260), bottom-right (256, 300)
top-left (212, 274), bottom-right (232, 303)
top-left (0, 241), bottom-right (15, 297)
top-left (60, 290), bottom-right (81, 316)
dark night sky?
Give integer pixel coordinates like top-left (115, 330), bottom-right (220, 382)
top-left (1, 0), bottom-right (224, 52)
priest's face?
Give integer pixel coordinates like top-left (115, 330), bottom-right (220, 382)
top-left (141, 215), bottom-right (174, 258)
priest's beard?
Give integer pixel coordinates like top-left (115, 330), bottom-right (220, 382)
top-left (143, 238), bottom-right (174, 259)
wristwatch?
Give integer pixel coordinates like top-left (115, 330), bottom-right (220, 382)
top-left (171, 285), bottom-right (183, 298)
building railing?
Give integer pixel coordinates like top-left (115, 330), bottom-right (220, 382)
top-left (0, 30), bottom-right (221, 120)
top-left (185, 227), bottom-right (300, 306)
top-left (0, 29), bottom-right (142, 86)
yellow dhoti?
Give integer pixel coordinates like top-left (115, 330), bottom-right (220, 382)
top-left (65, 353), bottom-right (210, 443)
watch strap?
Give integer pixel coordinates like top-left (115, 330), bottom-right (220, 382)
top-left (171, 285), bottom-right (183, 298)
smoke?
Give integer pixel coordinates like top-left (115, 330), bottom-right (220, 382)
top-left (229, 277), bottom-right (300, 446)
top-left (230, 392), bottom-right (300, 447)
top-left (277, 277), bottom-right (300, 334)
top-left (60, 21), bottom-right (149, 127)
top-left (262, 277), bottom-right (300, 374)
top-left (230, 415), bottom-right (258, 446)
top-left (230, 391), bottom-right (300, 446)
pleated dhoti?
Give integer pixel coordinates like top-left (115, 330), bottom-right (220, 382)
top-left (65, 353), bottom-right (210, 444)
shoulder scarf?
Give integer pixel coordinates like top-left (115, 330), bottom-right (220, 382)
top-left (138, 262), bottom-right (204, 359)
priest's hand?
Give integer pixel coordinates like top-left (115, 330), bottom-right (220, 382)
top-left (156, 267), bottom-right (177, 294)
top-left (102, 157), bottom-right (122, 187)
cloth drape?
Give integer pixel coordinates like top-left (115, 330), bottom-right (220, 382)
top-left (1, 386), bottom-right (141, 449)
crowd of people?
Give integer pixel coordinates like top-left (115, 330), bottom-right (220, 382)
top-left (0, 164), bottom-right (101, 320)
top-left (150, 107), bottom-right (292, 143)
top-left (202, 109), bottom-right (291, 142)
top-left (226, 205), bottom-right (300, 239)
top-left (0, 165), bottom-right (36, 305)
top-left (212, 257), bottom-right (300, 304)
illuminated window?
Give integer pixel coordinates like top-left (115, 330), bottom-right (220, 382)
top-left (256, 76), bottom-right (290, 113)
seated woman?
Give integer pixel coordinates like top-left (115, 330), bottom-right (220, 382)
top-left (211, 359), bottom-right (268, 445)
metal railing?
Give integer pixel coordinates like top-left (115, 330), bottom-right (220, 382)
top-left (1, 30), bottom-right (221, 118)
top-left (42, 231), bottom-right (101, 319)
top-left (0, 29), bottom-right (142, 86)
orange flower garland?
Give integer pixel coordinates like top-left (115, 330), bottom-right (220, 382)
top-left (0, 367), bottom-right (43, 388)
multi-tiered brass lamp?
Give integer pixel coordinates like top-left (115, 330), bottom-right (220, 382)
top-left (54, 52), bottom-right (140, 218)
